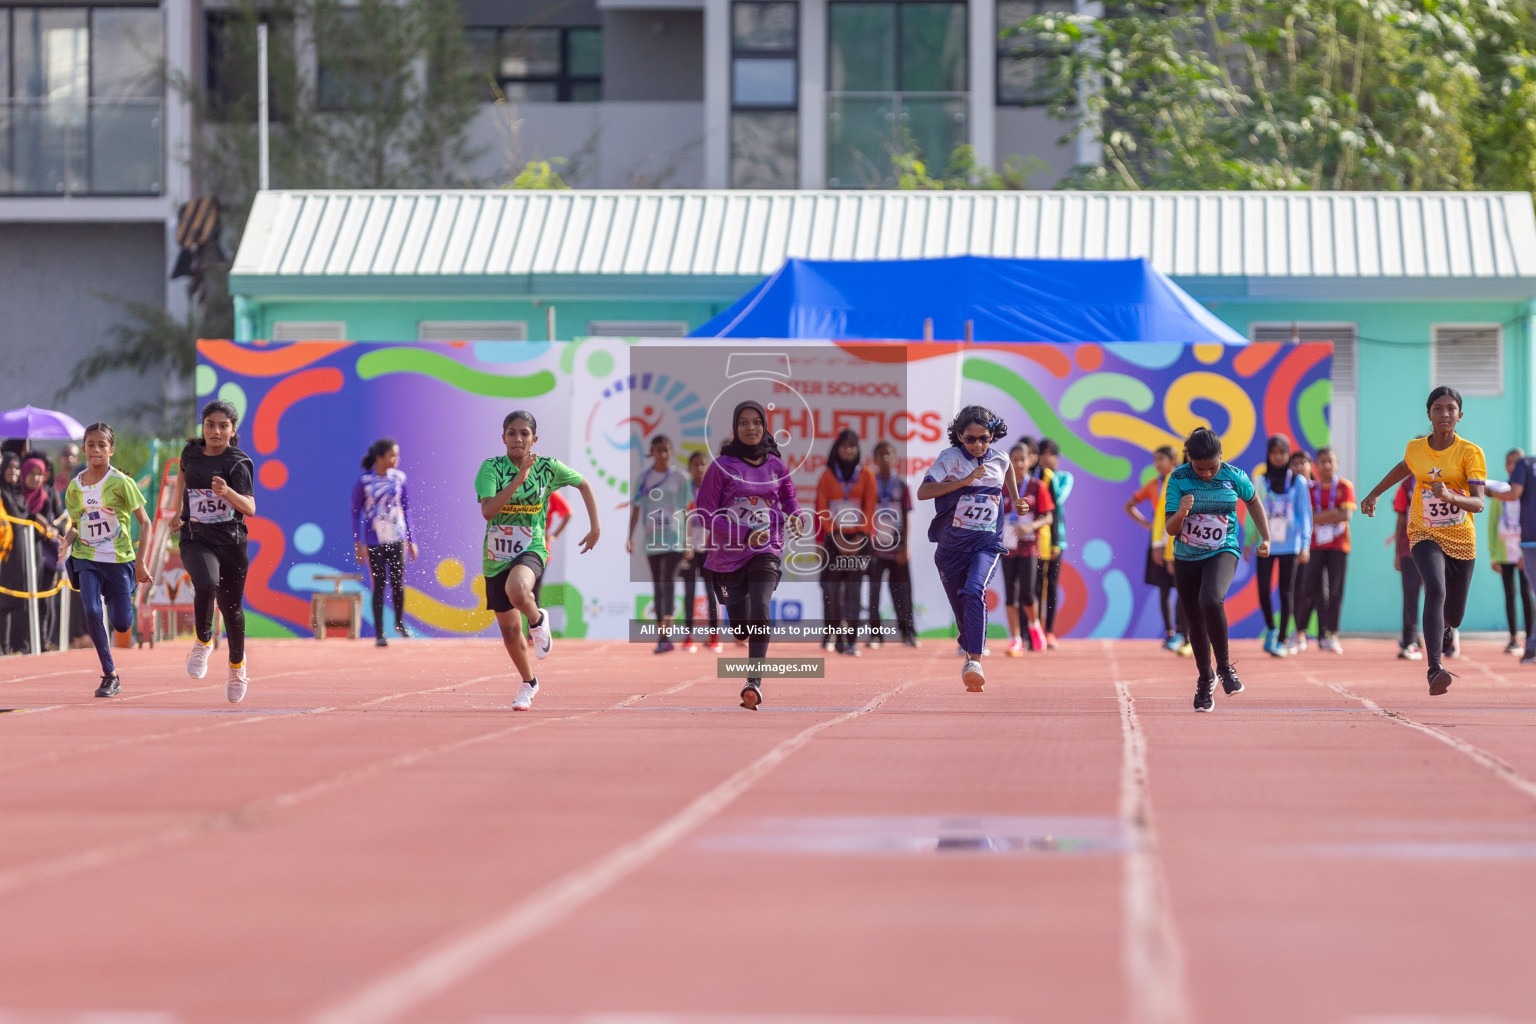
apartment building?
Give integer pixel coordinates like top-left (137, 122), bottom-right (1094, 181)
top-left (0, 0), bottom-right (192, 420)
top-left (459, 0), bottom-right (1080, 189)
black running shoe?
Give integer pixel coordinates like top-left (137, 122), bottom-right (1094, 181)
top-left (1193, 675), bottom-right (1215, 712)
top-left (740, 682), bottom-right (762, 710)
top-left (94, 673), bottom-right (120, 698)
top-left (396, 622), bottom-right (412, 639)
top-left (1218, 664), bottom-right (1244, 695)
top-left (1443, 627), bottom-right (1460, 659)
top-left (1428, 667), bottom-right (1455, 696)
top-left (375, 635), bottom-right (388, 647)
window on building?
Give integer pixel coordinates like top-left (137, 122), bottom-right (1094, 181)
top-left (1432, 324), bottom-right (1504, 397)
top-left (731, 1), bottom-right (798, 188)
top-left (586, 321), bottom-right (690, 338)
top-left (205, 10), bottom-right (294, 123)
top-left (997, 0), bottom-right (1070, 106)
top-left (1251, 322), bottom-right (1359, 477)
top-left (827, 1), bottom-right (968, 188)
top-left (465, 26), bottom-right (602, 103)
top-left (317, 7), bottom-right (406, 111)
top-left (272, 321), bottom-right (348, 341)
top-left (418, 321), bottom-right (529, 342)
top-left (0, 5), bottom-right (164, 196)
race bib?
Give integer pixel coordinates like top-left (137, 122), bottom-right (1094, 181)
top-left (371, 509), bottom-right (404, 544)
top-left (1421, 489), bottom-right (1467, 529)
top-left (1181, 513), bottom-right (1227, 550)
top-left (1315, 522), bottom-right (1342, 546)
top-left (686, 507), bottom-right (708, 550)
top-left (730, 496), bottom-right (774, 534)
top-left (188, 488), bottom-right (234, 523)
top-left (952, 493), bottom-right (1000, 532)
top-left (1500, 508), bottom-right (1522, 549)
top-left (1266, 498), bottom-right (1290, 544)
top-left (827, 497), bottom-right (861, 527)
top-left (486, 524), bottom-right (535, 562)
top-left (873, 500), bottom-right (903, 552)
top-left (79, 508), bottom-right (120, 560)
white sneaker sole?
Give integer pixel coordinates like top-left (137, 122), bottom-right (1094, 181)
top-left (962, 665), bottom-right (985, 692)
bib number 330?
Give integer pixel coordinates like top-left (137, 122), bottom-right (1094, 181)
top-left (1422, 489), bottom-right (1467, 529)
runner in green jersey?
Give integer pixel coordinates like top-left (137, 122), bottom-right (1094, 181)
top-left (57, 423), bottom-right (154, 698)
top-left (475, 409), bottom-right (600, 710)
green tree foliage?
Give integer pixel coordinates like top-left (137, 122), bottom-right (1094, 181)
top-left (1018, 0), bottom-right (1536, 191)
top-left (506, 159), bottom-right (571, 189)
top-left (895, 144), bottom-right (1051, 190)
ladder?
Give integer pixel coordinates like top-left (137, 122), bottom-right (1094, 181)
top-left (135, 460), bottom-right (216, 648)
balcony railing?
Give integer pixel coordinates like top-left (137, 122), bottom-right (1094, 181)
top-left (827, 91), bottom-right (967, 189)
top-left (0, 98), bottom-right (164, 197)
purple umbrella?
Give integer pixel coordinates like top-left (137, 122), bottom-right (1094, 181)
top-left (0, 405), bottom-right (87, 443)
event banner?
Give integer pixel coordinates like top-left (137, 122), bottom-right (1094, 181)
top-left (195, 339), bottom-right (1330, 641)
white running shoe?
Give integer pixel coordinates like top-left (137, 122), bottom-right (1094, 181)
top-left (512, 679), bottom-right (538, 711)
top-left (226, 660), bottom-right (248, 703)
top-left (186, 640), bottom-right (212, 679)
top-left (528, 608), bottom-right (552, 660)
top-left (962, 659), bottom-right (985, 692)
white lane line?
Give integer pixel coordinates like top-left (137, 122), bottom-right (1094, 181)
top-left (1308, 675), bottom-right (1536, 804)
top-left (1109, 647), bottom-right (1192, 1024)
top-left (311, 676), bottom-right (921, 1024)
top-left (0, 676), bottom-right (708, 899)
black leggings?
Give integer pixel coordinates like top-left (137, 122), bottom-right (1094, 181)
top-left (1255, 553), bottom-right (1298, 637)
top-left (1299, 549), bottom-right (1348, 636)
top-left (366, 542), bottom-right (406, 632)
top-left (181, 539), bottom-right (248, 664)
top-left (1410, 541), bottom-right (1474, 672)
top-left (679, 555), bottom-right (719, 635)
top-left (647, 551), bottom-right (684, 621)
top-left (1036, 557), bottom-right (1062, 632)
top-left (1400, 554), bottom-right (1423, 649)
top-left (868, 556), bottom-right (915, 639)
top-left (708, 554), bottom-right (782, 687)
top-left (1173, 552), bottom-right (1238, 679)
top-left (1002, 554), bottom-right (1038, 609)
top-left (1500, 562), bottom-right (1534, 637)
top-left (821, 540), bottom-right (869, 652)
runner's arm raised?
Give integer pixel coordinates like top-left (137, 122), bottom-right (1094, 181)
top-left (1360, 461), bottom-right (1411, 517)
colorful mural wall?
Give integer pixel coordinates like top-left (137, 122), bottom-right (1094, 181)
top-left (196, 339), bottom-right (1330, 641)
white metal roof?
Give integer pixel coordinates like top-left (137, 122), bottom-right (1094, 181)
top-left (233, 189), bottom-right (1536, 281)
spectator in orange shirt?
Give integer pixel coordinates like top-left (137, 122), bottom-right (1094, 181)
top-left (816, 429), bottom-right (877, 656)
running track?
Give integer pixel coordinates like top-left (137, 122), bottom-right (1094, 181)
top-left (1, 638), bottom-right (1534, 1024)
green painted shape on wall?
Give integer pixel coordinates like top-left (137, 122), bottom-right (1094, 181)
top-left (355, 349), bottom-right (557, 398)
top-left (1298, 378), bottom-right (1333, 450)
top-left (962, 358), bottom-right (1131, 482)
top-left (1058, 373), bottom-right (1154, 418)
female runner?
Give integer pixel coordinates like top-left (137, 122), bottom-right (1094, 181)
top-left (169, 400), bottom-right (256, 702)
top-left (1360, 387), bottom-right (1487, 695)
top-left (694, 401), bottom-right (805, 710)
top-left (57, 423), bottom-right (153, 697)
top-left (476, 410), bottom-right (600, 710)
top-left (1164, 427), bottom-right (1272, 712)
top-left (917, 405), bottom-right (1028, 693)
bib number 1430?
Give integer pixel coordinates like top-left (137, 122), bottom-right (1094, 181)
top-left (1181, 513), bottom-right (1226, 550)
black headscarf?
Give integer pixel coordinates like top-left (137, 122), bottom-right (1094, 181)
top-left (827, 429), bottom-right (861, 483)
top-left (0, 453), bottom-right (25, 517)
top-left (719, 400), bottom-right (781, 463)
top-left (1264, 434), bottom-right (1291, 494)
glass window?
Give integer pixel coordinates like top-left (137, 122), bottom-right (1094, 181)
top-left (205, 11), bottom-right (295, 122)
top-left (474, 26), bottom-right (602, 103)
top-left (900, 4), bottom-right (966, 92)
top-left (92, 8), bottom-right (163, 100)
top-left (997, 0), bottom-right (1071, 106)
top-left (829, 4), bottom-right (895, 93)
top-left (734, 2), bottom-right (797, 50)
top-left (734, 57), bottom-right (797, 107)
top-left (567, 27), bottom-right (603, 79)
top-left (731, 110), bottom-right (798, 188)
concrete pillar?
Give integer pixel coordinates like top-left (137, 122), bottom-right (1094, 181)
top-left (799, 0), bottom-right (827, 188)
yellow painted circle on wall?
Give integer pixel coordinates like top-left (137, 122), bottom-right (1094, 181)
top-left (436, 557), bottom-right (466, 588)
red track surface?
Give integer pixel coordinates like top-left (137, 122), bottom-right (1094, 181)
top-left (1, 637), bottom-right (1535, 1024)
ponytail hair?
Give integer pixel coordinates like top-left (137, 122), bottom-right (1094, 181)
top-left (1184, 427), bottom-right (1222, 462)
top-left (190, 400), bottom-right (241, 448)
top-left (361, 437), bottom-right (398, 471)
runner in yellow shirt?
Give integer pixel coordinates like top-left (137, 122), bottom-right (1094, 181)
top-left (1360, 386), bottom-right (1487, 695)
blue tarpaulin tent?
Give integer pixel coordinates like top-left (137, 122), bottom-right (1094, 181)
top-left (692, 256), bottom-right (1247, 345)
